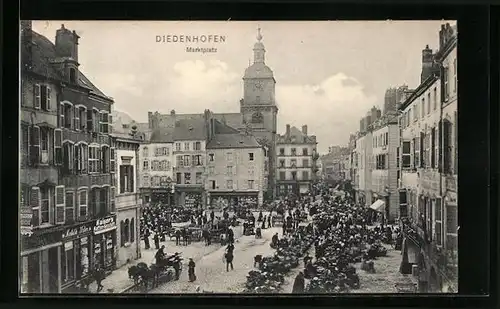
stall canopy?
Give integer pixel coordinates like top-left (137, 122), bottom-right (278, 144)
top-left (369, 199), bottom-right (386, 212)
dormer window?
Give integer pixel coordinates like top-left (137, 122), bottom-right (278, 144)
top-left (69, 68), bottom-right (77, 83)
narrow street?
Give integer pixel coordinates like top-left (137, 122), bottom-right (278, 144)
top-left (150, 226), bottom-right (282, 293)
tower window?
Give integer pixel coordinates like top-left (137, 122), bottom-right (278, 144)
top-left (69, 68), bottom-right (76, 83)
top-left (251, 112), bottom-right (263, 124)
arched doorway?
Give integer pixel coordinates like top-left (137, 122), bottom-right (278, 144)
top-left (429, 267), bottom-right (441, 292)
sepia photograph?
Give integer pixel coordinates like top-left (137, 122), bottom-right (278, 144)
top-left (19, 20), bottom-right (458, 295)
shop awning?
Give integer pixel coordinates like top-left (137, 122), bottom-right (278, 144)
top-left (370, 199), bottom-right (386, 212)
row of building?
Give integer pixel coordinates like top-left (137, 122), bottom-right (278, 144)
top-left (129, 115), bottom-right (319, 209)
top-left (20, 22), bottom-right (144, 293)
top-left (346, 23), bottom-right (458, 292)
top-left (19, 23), bottom-right (320, 293)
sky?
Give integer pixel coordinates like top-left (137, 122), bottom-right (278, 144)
top-left (32, 20), bottom-right (455, 153)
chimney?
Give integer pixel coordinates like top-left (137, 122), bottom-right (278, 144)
top-left (302, 125), bottom-right (308, 135)
top-left (420, 45), bottom-right (434, 83)
top-left (286, 124), bottom-right (291, 138)
top-left (55, 24), bottom-right (80, 62)
top-left (21, 21), bottom-right (33, 71)
top-left (371, 106), bottom-right (379, 122)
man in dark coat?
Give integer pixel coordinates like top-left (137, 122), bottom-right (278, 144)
top-left (292, 271), bottom-right (305, 293)
top-left (143, 228), bottom-right (151, 249)
top-left (225, 243), bottom-right (235, 271)
top-left (153, 232), bottom-right (160, 250)
top-left (188, 258), bottom-right (196, 282)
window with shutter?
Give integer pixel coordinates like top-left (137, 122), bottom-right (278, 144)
top-left (108, 114), bottom-right (113, 133)
top-left (54, 129), bottom-right (63, 165)
top-left (93, 109), bottom-right (99, 133)
top-left (21, 125), bottom-right (29, 167)
top-left (110, 187), bottom-right (116, 212)
top-left (64, 104), bottom-right (73, 129)
top-left (435, 198), bottom-right (443, 246)
top-left (110, 148), bottom-right (116, 173)
top-left (120, 165), bottom-right (126, 193)
top-left (443, 120), bottom-right (452, 174)
top-left (454, 111), bottom-right (458, 174)
top-left (129, 166), bottom-right (134, 193)
top-left (30, 186), bottom-right (41, 227)
top-left (55, 186), bottom-right (66, 224)
top-left (29, 126), bottom-right (40, 166)
top-left (40, 187), bottom-right (50, 225)
top-left (86, 109), bottom-right (93, 131)
top-left (124, 219), bottom-right (130, 243)
top-left (74, 107), bottom-right (80, 131)
top-left (74, 144), bottom-right (81, 173)
top-left (65, 192), bottom-right (75, 223)
top-left (130, 218), bottom-right (135, 243)
top-left (120, 221), bottom-right (125, 246)
top-left (59, 103), bottom-right (65, 128)
top-left (78, 190), bottom-right (88, 219)
top-left (34, 84), bottom-right (41, 109)
top-left (419, 132), bottom-right (425, 168)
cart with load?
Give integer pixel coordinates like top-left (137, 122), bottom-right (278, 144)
top-left (243, 220), bottom-right (255, 236)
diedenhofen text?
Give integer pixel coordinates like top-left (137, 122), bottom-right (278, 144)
top-left (156, 35), bottom-right (226, 43)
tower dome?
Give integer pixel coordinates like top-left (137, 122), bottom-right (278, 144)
top-left (243, 27), bottom-right (274, 79)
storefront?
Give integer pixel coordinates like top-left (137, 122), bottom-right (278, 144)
top-left (140, 188), bottom-right (173, 206)
top-left (60, 222), bottom-right (93, 293)
top-left (20, 228), bottom-right (63, 293)
top-left (184, 192), bottom-right (202, 208)
top-left (92, 215), bottom-right (117, 271)
top-left (209, 192), bottom-right (258, 208)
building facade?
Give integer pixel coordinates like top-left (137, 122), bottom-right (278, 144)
top-left (370, 116), bottom-right (400, 221)
top-left (398, 23), bottom-right (458, 293)
top-left (112, 133), bottom-right (142, 268)
top-left (138, 129), bottom-right (175, 205)
top-left (20, 23), bottom-right (117, 293)
top-left (172, 119), bottom-right (207, 208)
top-left (275, 125), bottom-right (317, 197)
top-left (206, 123), bottom-right (266, 208)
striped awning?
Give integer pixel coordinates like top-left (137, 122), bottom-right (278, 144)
top-left (369, 199), bottom-right (386, 212)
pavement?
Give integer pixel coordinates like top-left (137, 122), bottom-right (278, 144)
top-left (89, 211), bottom-right (272, 293)
top-left (149, 226), bottom-right (282, 293)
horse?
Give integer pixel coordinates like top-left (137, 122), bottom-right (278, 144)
top-left (128, 265), bottom-right (141, 284)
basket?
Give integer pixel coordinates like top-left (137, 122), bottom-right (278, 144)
top-left (395, 282), bottom-right (417, 293)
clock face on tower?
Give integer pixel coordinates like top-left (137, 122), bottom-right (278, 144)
top-left (254, 81), bottom-right (263, 90)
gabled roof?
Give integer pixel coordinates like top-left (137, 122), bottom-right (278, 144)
top-left (277, 126), bottom-right (316, 144)
top-left (207, 120), bottom-right (260, 149)
top-left (214, 119), bottom-right (240, 134)
top-left (26, 31), bottom-right (110, 100)
top-left (149, 128), bottom-right (174, 143)
top-left (207, 133), bottom-right (261, 149)
top-left (173, 119), bottom-right (206, 141)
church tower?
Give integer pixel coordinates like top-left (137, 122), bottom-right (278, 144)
top-left (240, 27), bottom-right (278, 199)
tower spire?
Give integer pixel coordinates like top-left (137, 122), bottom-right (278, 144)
top-left (253, 26), bottom-right (265, 64)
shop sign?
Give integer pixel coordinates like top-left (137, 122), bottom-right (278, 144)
top-left (62, 223), bottom-right (92, 240)
top-left (93, 215), bottom-right (117, 235)
top-left (21, 229), bottom-right (62, 251)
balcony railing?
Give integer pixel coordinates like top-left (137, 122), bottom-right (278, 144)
top-left (62, 173), bottom-right (112, 188)
top-left (62, 128), bottom-right (111, 145)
